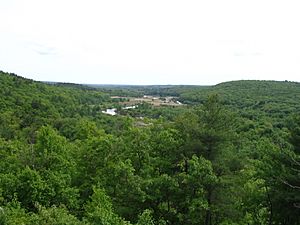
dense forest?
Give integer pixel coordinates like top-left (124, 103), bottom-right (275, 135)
top-left (0, 70), bottom-right (299, 224)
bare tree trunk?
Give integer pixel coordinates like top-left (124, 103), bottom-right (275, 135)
top-left (205, 187), bottom-right (212, 225)
top-left (265, 186), bottom-right (273, 225)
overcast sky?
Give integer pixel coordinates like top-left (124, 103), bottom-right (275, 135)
top-left (1, 0), bottom-right (300, 85)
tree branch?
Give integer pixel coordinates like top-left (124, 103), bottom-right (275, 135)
top-left (280, 178), bottom-right (300, 189)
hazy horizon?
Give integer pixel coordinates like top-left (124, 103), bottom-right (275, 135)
top-left (3, 69), bottom-right (297, 86)
top-left (1, 0), bottom-right (300, 85)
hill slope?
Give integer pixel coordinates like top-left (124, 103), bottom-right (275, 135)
top-left (179, 80), bottom-right (300, 118)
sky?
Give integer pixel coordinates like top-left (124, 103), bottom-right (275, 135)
top-left (1, 0), bottom-right (300, 85)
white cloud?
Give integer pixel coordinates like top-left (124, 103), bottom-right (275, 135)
top-left (1, 0), bottom-right (300, 84)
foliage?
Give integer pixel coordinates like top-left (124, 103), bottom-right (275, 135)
top-left (0, 71), bottom-right (300, 224)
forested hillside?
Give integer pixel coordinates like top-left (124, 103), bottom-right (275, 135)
top-left (0, 71), bottom-right (299, 225)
